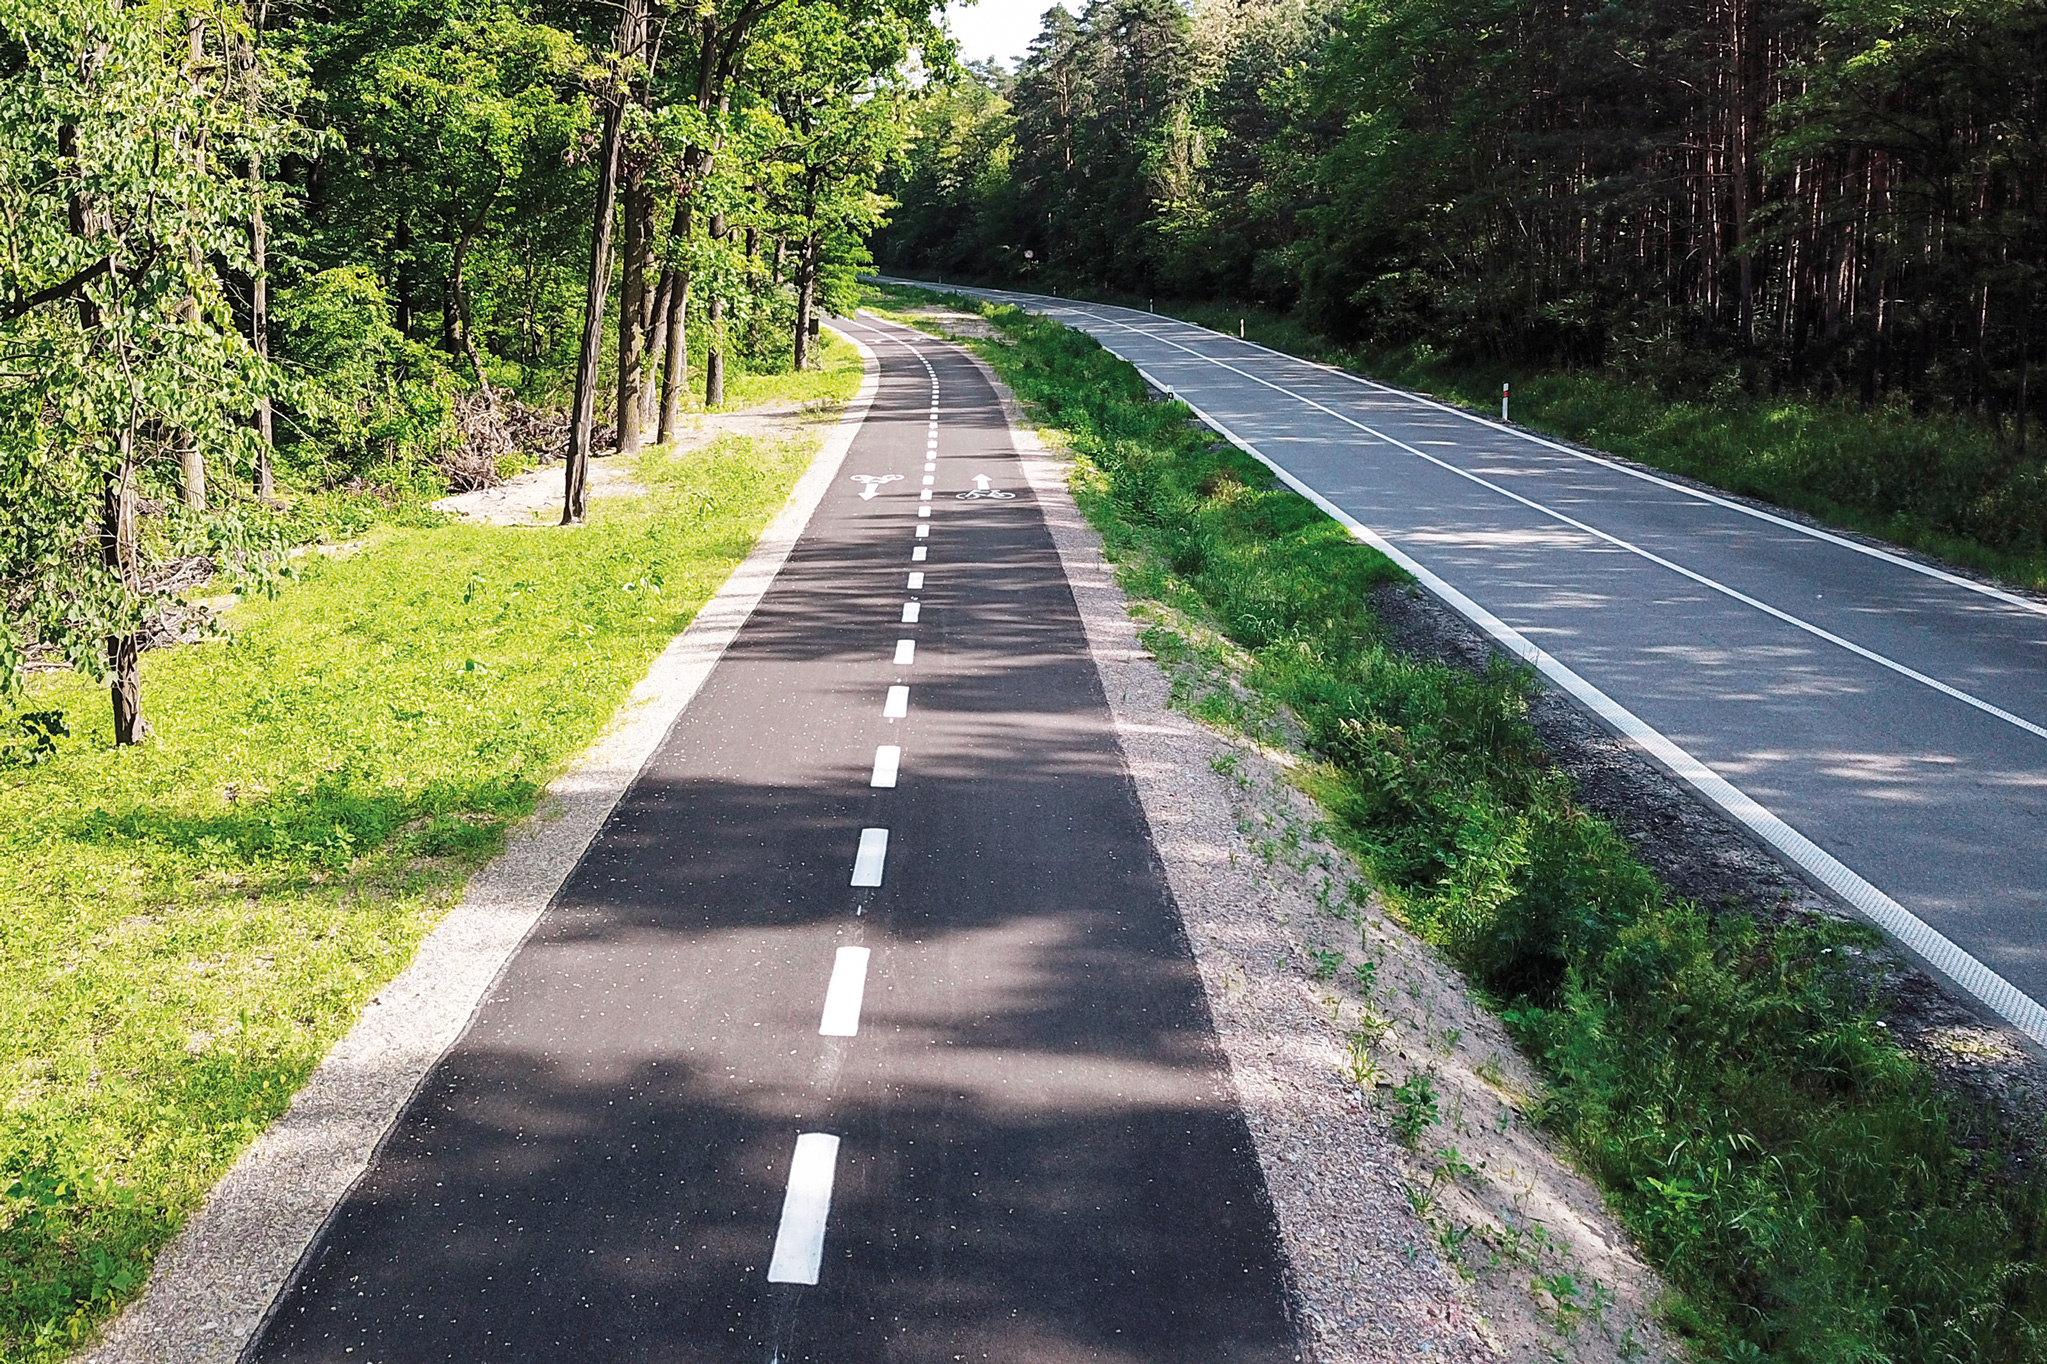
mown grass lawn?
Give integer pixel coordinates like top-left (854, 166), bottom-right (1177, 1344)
top-left (0, 340), bottom-right (861, 1360)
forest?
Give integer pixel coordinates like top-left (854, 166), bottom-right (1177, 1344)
top-left (1, 0), bottom-right (944, 741)
top-left (878, 0), bottom-right (2047, 569)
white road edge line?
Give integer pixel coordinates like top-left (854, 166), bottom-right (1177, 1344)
top-left (1095, 316), bottom-right (2046, 743)
top-left (1159, 386), bottom-right (2047, 1049)
top-left (766, 1133), bottom-right (841, 1285)
top-left (86, 326), bottom-right (885, 1363)
top-left (870, 745), bottom-right (901, 788)
top-left (850, 828), bottom-right (889, 887)
top-left (818, 947), bottom-right (872, 1037)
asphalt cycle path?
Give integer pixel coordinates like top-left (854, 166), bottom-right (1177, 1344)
top-left (246, 318), bottom-right (1299, 1363)
top-left (912, 280), bottom-right (2047, 1047)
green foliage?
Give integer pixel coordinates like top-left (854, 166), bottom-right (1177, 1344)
top-left (927, 287), bottom-right (2047, 1363)
top-left (0, 406), bottom-right (847, 1356)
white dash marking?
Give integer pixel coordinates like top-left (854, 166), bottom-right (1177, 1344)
top-left (819, 947), bottom-right (872, 1036)
top-left (916, 522), bottom-right (929, 537)
top-left (919, 490), bottom-right (931, 501)
top-left (883, 684), bottom-right (909, 718)
top-left (922, 475), bottom-right (934, 485)
top-left (766, 1133), bottom-right (841, 1284)
top-left (850, 828), bottom-right (889, 887)
top-left (894, 638), bottom-right (916, 664)
top-left (918, 506), bottom-right (930, 518)
top-left (901, 601), bottom-right (921, 623)
top-left (870, 745), bottom-right (901, 789)
top-left (911, 546), bottom-right (927, 562)
top-left (907, 571), bottom-right (925, 589)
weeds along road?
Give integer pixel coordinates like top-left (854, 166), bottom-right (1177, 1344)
top-left (920, 281), bottom-right (2047, 1048)
top-left (245, 317), bottom-right (1298, 1363)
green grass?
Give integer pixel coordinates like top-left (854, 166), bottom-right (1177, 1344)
top-left (866, 282), bottom-right (2047, 1363)
top-left (0, 337), bottom-right (862, 1360)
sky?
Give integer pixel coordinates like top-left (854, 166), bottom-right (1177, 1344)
top-left (942, 0), bottom-right (1068, 70)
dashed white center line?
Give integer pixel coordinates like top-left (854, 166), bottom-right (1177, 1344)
top-left (869, 744), bottom-right (901, 788)
top-left (818, 947), bottom-right (872, 1036)
top-left (911, 546), bottom-right (927, 562)
top-left (918, 506), bottom-right (930, 518)
top-left (916, 522), bottom-right (929, 537)
top-left (766, 1133), bottom-right (841, 1285)
top-left (850, 828), bottom-right (889, 886)
top-left (894, 638), bottom-right (916, 663)
top-left (921, 475), bottom-right (934, 485)
top-left (883, 684), bottom-right (909, 718)
top-left (901, 600), bottom-right (921, 622)
top-left (919, 490), bottom-right (932, 501)
top-left (907, 571), bottom-right (924, 589)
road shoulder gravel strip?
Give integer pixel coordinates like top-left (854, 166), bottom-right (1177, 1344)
top-left (78, 337), bottom-right (880, 1364)
top-left (957, 328), bottom-right (1679, 1363)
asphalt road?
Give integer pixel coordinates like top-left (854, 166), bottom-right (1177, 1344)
top-left (917, 282), bottom-right (2047, 1045)
top-left (247, 318), bottom-right (1298, 1363)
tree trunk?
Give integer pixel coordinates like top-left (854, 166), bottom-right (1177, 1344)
top-left (246, 2), bottom-right (272, 497)
top-left (101, 440), bottom-right (148, 745)
top-left (176, 11), bottom-right (207, 511)
top-left (644, 265), bottom-right (673, 434)
top-left (617, 168), bottom-right (648, 458)
top-left (658, 275), bottom-right (690, 441)
top-left (703, 211), bottom-right (726, 406)
top-left (793, 231), bottom-right (819, 370)
top-left (562, 3), bottom-right (639, 525)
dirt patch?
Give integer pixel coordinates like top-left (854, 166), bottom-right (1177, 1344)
top-left (894, 305), bottom-right (1002, 340)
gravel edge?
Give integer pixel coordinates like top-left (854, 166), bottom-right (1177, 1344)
top-left (76, 335), bottom-right (881, 1364)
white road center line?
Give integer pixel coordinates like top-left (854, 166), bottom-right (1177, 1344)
top-left (907, 571), bottom-right (925, 589)
top-left (918, 506), bottom-right (930, 518)
top-left (901, 600), bottom-right (921, 622)
top-left (818, 947), bottom-right (872, 1036)
top-left (869, 745), bottom-right (901, 788)
top-left (916, 522), bottom-right (929, 537)
top-left (1093, 314), bottom-right (2047, 742)
top-left (883, 684), bottom-right (909, 717)
top-left (894, 638), bottom-right (916, 663)
top-left (922, 475), bottom-right (934, 485)
top-left (849, 828), bottom-right (889, 887)
top-left (919, 490), bottom-right (932, 501)
top-left (911, 546), bottom-right (927, 562)
top-left (766, 1132), bottom-right (841, 1285)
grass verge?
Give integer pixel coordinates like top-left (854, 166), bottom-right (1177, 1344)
top-left (866, 283), bottom-right (2047, 1363)
top-left (0, 338), bottom-right (862, 1361)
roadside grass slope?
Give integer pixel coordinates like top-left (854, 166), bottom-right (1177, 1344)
top-left (0, 340), bottom-right (861, 1361)
top-left (864, 284), bottom-right (2047, 1364)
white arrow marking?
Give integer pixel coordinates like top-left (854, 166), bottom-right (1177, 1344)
top-left (973, 473), bottom-right (992, 490)
top-left (850, 474), bottom-right (903, 500)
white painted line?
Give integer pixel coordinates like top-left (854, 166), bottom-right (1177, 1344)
top-left (1158, 386), bottom-right (2047, 1049)
top-left (912, 546), bottom-right (927, 562)
top-left (850, 828), bottom-right (889, 887)
top-left (819, 947), bottom-right (872, 1036)
top-left (766, 1133), bottom-right (841, 1284)
top-left (907, 571), bottom-right (925, 589)
top-left (922, 475), bottom-right (934, 485)
top-left (916, 522), bottom-right (929, 537)
top-left (901, 601), bottom-right (921, 622)
top-left (918, 506), bottom-right (930, 518)
top-left (1075, 301), bottom-right (2047, 620)
top-left (870, 745), bottom-right (901, 789)
top-left (920, 490), bottom-right (932, 501)
top-left (883, 684), bottom-right (909, 717)
top-left (1107, 326), bottom-right (2047, 743)
top-left (894, 638), bottom-right (915, 664)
